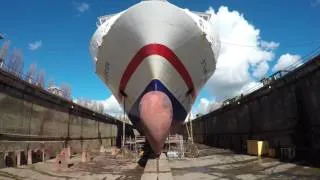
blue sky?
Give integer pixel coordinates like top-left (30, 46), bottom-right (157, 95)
top-left (1, 0), bottom-right (319, 115)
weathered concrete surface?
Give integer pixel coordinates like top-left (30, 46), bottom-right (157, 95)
top-left (142, 153), bottom-right (173, 180)
top-left (0, 91), bottom-right (118, 143)
top-left (0, 68), bottom-right (137, 168)
top-left (186, 55), bottom-right (320, 165)
top-left (0, 67), bottom-right (136, 143)
top-left (170, 147), bottom-right (320, 180)
top-left (1, 145), bottom-right (319, 180)
top-left (0, 151), bottom-right (144, 180)
top-left (0, 90), bottom-right (118, 166)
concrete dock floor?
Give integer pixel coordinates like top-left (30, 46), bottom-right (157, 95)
top-left (0, 152), bottom-right (144, 180)
top-left (170, 146), bottom-right (320, 180)
top-left (1, 146), bottom-right (320, 180)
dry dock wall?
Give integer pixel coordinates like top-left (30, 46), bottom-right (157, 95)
top-left (189, 55), bottom-right (320, 165)
top-left (0, 69), bottom-right (134, 166)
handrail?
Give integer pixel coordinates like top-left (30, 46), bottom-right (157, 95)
top-left (207, 46), bottom-right (320, 116)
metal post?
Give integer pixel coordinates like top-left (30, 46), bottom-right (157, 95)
top-left (188, 95), bottom-right (194, 144)
top-left (122, 97), bottom-right (126, 148)
top-left (168, 132), bottom-right (171, 152)
top-left (190, 113), bottom-right (194, 145)
top-left (185, 116), bottom-right (191, 139)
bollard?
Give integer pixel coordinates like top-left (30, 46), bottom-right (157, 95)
top-left (100, 145), bottom-right (105, 153)
top-left (81, 148), bottom-right (91, 162)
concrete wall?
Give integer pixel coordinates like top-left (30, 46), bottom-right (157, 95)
top-left (187, 55), bottom-right (320, 164)
top-left (0, 68), bottom-right (136, 167)
top-left (0, 92), bottom-right (118, 166)
top-left (0, 93), bottom-right (117, 139)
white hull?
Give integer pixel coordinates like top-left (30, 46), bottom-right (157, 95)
top-left (90, 0), bottom-right (219, 152)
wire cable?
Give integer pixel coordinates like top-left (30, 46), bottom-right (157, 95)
top-left (217, 40), bottom-right (320, 48)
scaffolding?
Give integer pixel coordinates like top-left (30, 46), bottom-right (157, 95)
top-left (165, 134), bottom-right (184, 159)
top-left (124, 134), bottom-right (185, 158)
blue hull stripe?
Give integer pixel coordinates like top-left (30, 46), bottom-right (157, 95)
top-left (128, 79), bottom-right (187, 126)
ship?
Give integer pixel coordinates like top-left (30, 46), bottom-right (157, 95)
top-left (89, 0), bottom-right (219, 157)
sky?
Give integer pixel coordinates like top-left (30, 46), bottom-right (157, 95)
top-left (0, 0), bottom-right (320, 117)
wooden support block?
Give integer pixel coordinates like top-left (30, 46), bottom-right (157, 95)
top-left (144, 159), bottom-right (157, 173)
top-left (141, 173), bottom-right (157, 180)
top-left (100, 145), bottom-right (105, 153)
top-left (55, 154), bottom-right (69, 169)
top-left (59, 147), bottom-right (71, 159)
top-left (111, 147), bottom-right (120, 156)
top-left (27, 150), bottom-right (32, 165)
top-left (55, 148), bottom-right (72, 170)
top-left (15, 151), bottom-right (21, 166)
top-left (158, 159), bottom-right (170, 172)
top-left (56, 150), bottom-right (72, 169)
top-left (81, 150), bottom-right (91, 162)
top-left (141, 159), bottom-right (158, 180)
top-left (0, 152), bottom-right (5, 168)
top-left (158, 172), bottom-right (173, 180)
top-left (141, 154), bottom-right (173, 180)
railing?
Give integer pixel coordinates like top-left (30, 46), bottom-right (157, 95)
top-left (217, 46), bottom-right (320, 111)
top-left (97, 13), bottom-right (118, 27)
top-left (0, 62), bottom-right (49, 90)
top-left (0, 61), bottom-right (121, 123)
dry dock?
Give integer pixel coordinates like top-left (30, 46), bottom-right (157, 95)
top-left (1, 145), bottom-right (319, 180)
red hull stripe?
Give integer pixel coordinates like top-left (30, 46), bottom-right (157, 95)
top-left (119, 44), bottom-right (195, 98)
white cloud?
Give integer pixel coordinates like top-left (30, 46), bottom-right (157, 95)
top-left (74, 2), bottom-right (90, 13)
top-left (192, 98), bottom-right (222, 116)
top-left (74, 95), bottom-right (123, 116)
top-left (98, 95), bottom-right (123, 115)
top-left (260, 41), bottom-right (280, 50)
top-left (272, 53), bottom-right (302, 72)
top-left (198, 98), bottom-right (211, 114)
top-left (252, 61), bottom-right (269, 79)
top-left (28, 40), bottom-right (42, 51)
top-left (204, 6), bottom-right (278, 101)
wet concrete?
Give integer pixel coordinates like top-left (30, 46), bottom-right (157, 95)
top-left (170, 145), bottom-right (320, 180)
